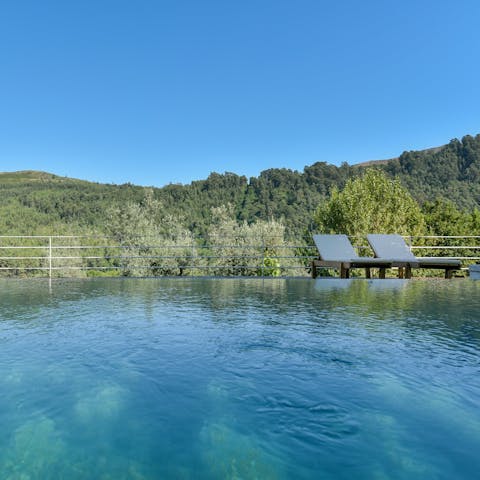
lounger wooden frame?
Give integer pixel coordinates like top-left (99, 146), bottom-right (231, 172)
top-left (311, 234), bottom-right (396, 279)
top-left (367, 234), bottom-right (461, 279)
top-left (311, 259), bottom-right (393, 279)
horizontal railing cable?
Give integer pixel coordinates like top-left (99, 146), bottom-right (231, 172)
top-left (0, 234), bottom-right (478, 278)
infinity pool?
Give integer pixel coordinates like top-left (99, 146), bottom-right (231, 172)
top-left (0, 278), bottom-right (479, 479)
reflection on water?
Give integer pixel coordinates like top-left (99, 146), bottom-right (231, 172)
top-left (0, 278), bottom-right (479, 479)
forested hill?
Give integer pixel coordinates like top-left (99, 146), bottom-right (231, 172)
top-left (1, 134), bottom-right (479, 236)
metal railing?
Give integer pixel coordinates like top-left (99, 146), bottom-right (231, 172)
top-left (0, 235), bottom-right (315, 277)
top-left (0, 235), bottom-right (478, 278)
top-left (408, 235), bottom-right (480, 260)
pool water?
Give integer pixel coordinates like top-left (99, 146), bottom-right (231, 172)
top-left (0, 278), bottom-right (479, 479)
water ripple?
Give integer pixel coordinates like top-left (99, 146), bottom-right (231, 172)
top-left (0, 278), bottom-right (479, 479)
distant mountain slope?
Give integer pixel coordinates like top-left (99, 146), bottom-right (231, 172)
top-left (355, 145), bottom-right (445, 168)
top-left (381, 135), bottom-right (480, 208)
top-left (0, 134), bottom-right (479, 236)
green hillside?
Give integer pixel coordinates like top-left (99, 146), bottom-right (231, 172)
top-left (1, 134), bottom-right (479, 237)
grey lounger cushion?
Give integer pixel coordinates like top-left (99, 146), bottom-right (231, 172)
top-left (312, 234), bottom-right (392, 265)
top-left (367, 234), bottom-right (460, 268)
top-left (366, 234), bottom-right (417, 261)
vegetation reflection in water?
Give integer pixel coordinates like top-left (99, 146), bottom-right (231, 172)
top-left (0, 278), bottom-right (479, 479)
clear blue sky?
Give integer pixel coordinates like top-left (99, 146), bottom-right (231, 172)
top-left (1, 0), bottom-right (479, 187)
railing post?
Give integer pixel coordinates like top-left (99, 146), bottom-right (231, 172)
top-left (48, 236), bottom-right (52, 279)
top-left (192, 241), bottom-right (195, 275)
top-left (261, 237), bottom-right (265, 277)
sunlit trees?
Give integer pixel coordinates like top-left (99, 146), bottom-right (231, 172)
top-left (106, 190), bottom-right (196, 276)
top-left (421, 198), bottom-right (480, 259)
top-left (206, 205), bottom-right (295, 276)
top-left (106, 199), bottom-right (298, 277)
top-left (423, 198), bottom-right (478, 236)
top-left (314, 169), bottom-right (426, 237)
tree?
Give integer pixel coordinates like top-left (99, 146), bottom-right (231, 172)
top-left (206, 204), bottom-right (296, 276)
top-left (314, 169), bottom-right (425, 237)
top-left (422, 199), bottom-right (480, 260)
top-left (423, 198), bottom-right (471, 236)
top-left (106, 190), bottom-right (196, 276)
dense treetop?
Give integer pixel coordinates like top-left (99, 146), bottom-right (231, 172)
top-left (314, 169), bottom-right (426, 237)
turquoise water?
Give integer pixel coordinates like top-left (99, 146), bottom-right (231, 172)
top-left (0, 278), bottom-right (479, 479)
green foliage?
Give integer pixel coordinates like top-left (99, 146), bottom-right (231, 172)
top-left (418, 199), bottom-right (480, 261)
top-left (260, 252), bottom-right (281, 277)
top-left (423, 198), bottom-right (473, 236)
top-left (86, 269), bottom-right (122, 277)
top-left (1, 134), bottom-right (480, 243)
top-left (382, 135), bottom-right (480, 209)
top-left (206, 205), bottom-right (296, 276)
top-left (106, 190), bottom-right (196, 276)
top-left (314, 169), bottom-right (426, 236)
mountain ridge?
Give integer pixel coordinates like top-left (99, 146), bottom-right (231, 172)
top-left (0, 143), bottom-right (450, 187)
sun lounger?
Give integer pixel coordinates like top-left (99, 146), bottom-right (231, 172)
top-left (469, 263), bottom-right (480, 280)
top-left (311, 234), bottom-right (393, 278)
top-left (367, 234), bottom-right (461, 279)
